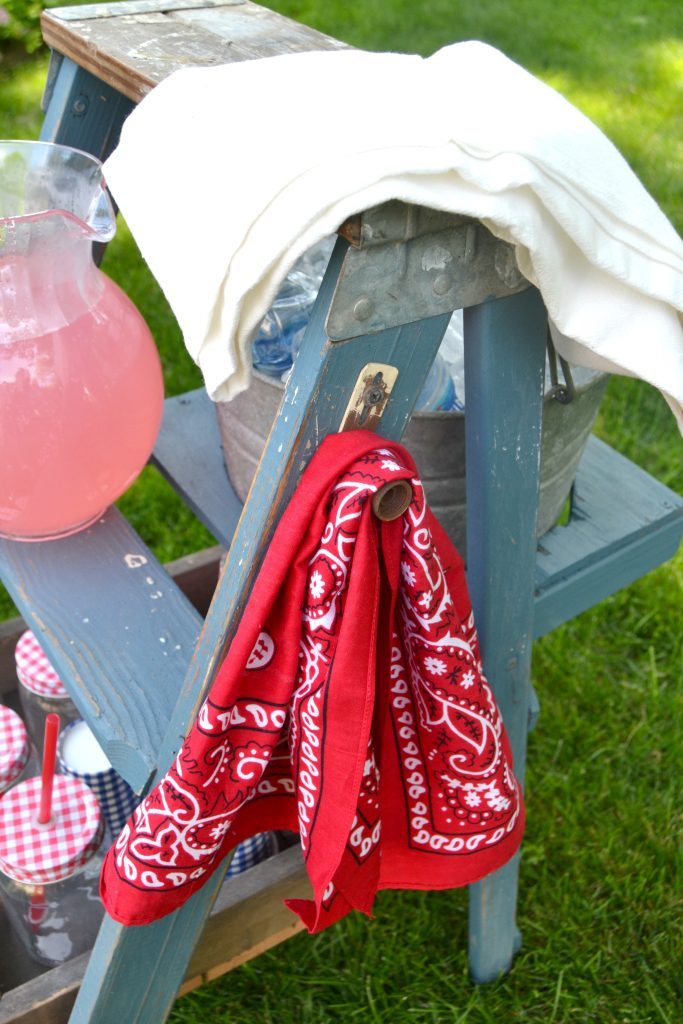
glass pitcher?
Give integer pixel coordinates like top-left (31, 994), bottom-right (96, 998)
top-left (0, 140), bottom-right (164, 541)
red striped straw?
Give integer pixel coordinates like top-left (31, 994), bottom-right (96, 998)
top-left (38, 713), bottom-right (60, 825)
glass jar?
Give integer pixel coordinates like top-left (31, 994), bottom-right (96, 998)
top-left (0, 775), bottom-right (104, 965)
top-left (227, 832), bottom-right (279, 877)
top-left (15, 629), bottom-right (80, 757)
top-left (0, 705), bottom-right (39, 796)
top-left (59, 719), bottom-right (139, 840)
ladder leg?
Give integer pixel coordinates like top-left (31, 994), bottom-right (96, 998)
top-left (40, 54), bottom-right (134, 157)
top-left (69, 240), bottom-right (451, 1023)
top-left (464, 288), bottom-right (547, 982)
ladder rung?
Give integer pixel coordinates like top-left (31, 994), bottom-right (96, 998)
top-left (534, 436), bottom-right (683, 636)
top-left (153, 389), bottom-right (683, 639)
top-left (0, 509), bottom-right (202, 792)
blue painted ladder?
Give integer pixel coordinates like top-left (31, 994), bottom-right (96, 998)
top-left (0, 4), bottom-right (680, 1020)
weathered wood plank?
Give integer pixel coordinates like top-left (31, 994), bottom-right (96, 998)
top-left (0, 509), bottom-right (203, 793)
top-left (151, 394), bottom-right (241, 550)
top-left (533, 438), bottom-right (683, 636)
top-left (0, 548), bottom-right (220, 699)
top-left (163, 545), bottom-right (222, 615)
top-left (464, 289), bottom-right (547, 983)
top-left (169, 2), bottom-right (348, 58)
top-left (0, 846), bottom-right (309, 1024)
top-left (534, 513), bottom-right (683, 638)
top-left (535, 436), bottom-right (682, 582)
top-left (50, 0), bottom-right (244, 20)
top-left (42, 12), bottom-right (232, 101)
top-left (41, 1), bottom-right (347, 104)
top-left (0, 953), bottom-right (86, 1024)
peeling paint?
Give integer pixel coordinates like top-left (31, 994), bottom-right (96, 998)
top-left (422, 244), bottom-right (453, 271)
top-left (124, 553), bottom-right (148, 569)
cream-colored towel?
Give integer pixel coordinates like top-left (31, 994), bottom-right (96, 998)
top-left (103, 42), bottom-right (683, 430)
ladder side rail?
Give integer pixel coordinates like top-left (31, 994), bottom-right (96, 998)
top-left (463, 290), bottom-right (547, 981)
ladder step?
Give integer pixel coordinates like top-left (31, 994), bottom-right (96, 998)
top-left (534, 437), bottom-right (683, 637)
top-left (153, 389), bottom-right (683, 638)
top-left (152, 390), bottom-right (242, 550)
top-left (0, 509), bottom-right (202, 792)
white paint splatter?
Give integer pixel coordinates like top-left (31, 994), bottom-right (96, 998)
top-left (124, 554), bottom-right (147, 569)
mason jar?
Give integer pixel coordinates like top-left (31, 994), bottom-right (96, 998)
top-left (0, 705), bottom-right (39, 797)
top-left (0, 774), bottom-right (105, 965)
top-left (15, 630), bottom-right (80, 757)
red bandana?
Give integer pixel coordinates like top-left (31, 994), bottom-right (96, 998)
top-left (100, 431), bottom-right (524, 931)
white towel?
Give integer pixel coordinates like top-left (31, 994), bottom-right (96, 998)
top-left (103, 42), bottom-right (683, 431)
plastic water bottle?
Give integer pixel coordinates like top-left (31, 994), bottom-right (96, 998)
top-left (252, 278), bottom-right (311, 376)
top-left (415, 353), bottom-right (461, 411)
top-left (438, 310), bottom-right (466, 408)
top-left (252, 238), bottom-right (334, 377)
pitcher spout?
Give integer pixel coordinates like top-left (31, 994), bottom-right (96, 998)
top-left (0, 140), bottom-right (116, 245)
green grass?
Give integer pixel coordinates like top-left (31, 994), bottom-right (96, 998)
top-left (1, 1), bottom-right (682, 1020)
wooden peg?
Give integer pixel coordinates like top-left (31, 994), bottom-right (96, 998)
top-left (372, 480), bottom-right (412, 521)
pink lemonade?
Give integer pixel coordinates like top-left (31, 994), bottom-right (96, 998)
top-left (0, 267), bottom-right (164, 541)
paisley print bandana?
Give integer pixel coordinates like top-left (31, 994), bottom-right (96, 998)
top-left (100, 431), bottom-right (524, 932)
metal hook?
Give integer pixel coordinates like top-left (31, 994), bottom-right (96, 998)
top-left (546, 328), bottom-right (575, 405)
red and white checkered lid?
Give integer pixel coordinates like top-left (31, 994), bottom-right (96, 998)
top-left (15, 630), bottom-right (68, 699)
top-left (0, 705), bottom-right (30, 792)
top-left (0, 775), bottom-right (103, 884)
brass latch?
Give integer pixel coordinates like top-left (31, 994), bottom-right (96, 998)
top-left (339, 363), bottom-right (399, 432)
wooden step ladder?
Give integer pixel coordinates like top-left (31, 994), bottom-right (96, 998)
top-left (1, 3), bottom-right (680, 1021)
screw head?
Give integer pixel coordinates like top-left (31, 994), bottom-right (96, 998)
top-left (364, 386), bottom-right (384, 406)
top-left (353, 297), bottom-right (373, 322)
top-left (494, 246), bottom-right (523, 289)
top-left (433, 273), bottom-right (452, 296)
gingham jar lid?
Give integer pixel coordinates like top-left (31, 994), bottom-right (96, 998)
top-left (0, 705), bottom-right (30, 792)
top-left (0, 775), bottom-right (103, 884)
top-left (15, 630), bottom-right (68, 699)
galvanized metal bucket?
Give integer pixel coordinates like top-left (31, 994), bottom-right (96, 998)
top-left (216, 367), bottom-right (608, 549)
